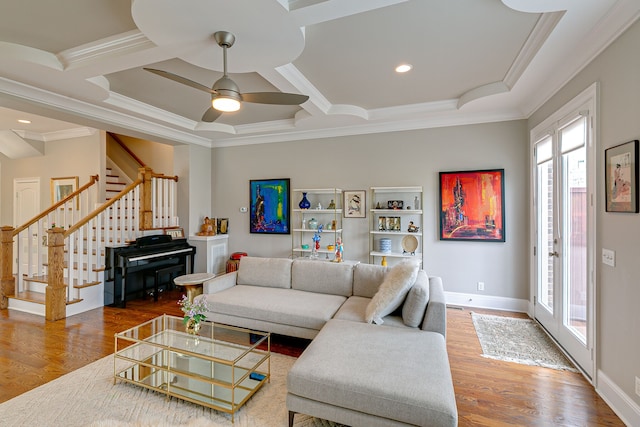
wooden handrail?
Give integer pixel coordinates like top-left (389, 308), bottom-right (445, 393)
top-left (64, 178), bottom-right (142, 237)
top-left (152, 172), bottom-right (179, 182)
top-left (108, 132), bottom-right (146, 169)
top-left (13, 175), bottom-right (99, 236)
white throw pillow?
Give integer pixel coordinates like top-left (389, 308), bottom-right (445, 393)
top-left (365, 260), bottom-right (420, 325)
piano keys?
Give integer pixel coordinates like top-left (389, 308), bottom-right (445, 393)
top-left (105, 234), bottom-right (196, 307)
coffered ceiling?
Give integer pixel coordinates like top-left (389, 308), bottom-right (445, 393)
top-left (0, 0), bottom-right (638, 148)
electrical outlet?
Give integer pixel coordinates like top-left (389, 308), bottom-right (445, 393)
top-left (636, 376), bottom-right (640, 397)
top-left (239, 206), bottom-right (248, 213)
top-left (477, 282), bottom-right (485, 291)
top-left (602, 248), bottom-right (615, 267)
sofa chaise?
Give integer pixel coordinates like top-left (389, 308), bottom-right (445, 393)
top-left (196, 256), bottom-right (458, 427)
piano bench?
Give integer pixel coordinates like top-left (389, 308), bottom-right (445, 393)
top-left (144, 264), bottom-right (185, 301)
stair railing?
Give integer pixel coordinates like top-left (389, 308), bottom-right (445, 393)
top-left (0, 167), bottom-right (179, 318)
top-left (10, 175), bottom-right (100, 298)
top-left (47, 167), bottom-right (178, 320)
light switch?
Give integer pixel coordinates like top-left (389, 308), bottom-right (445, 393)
top-left (602, 248), bottom-right (615, 267)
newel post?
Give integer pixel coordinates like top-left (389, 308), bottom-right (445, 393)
top-left (45, 227), bottom-right (66, 321)
top-left (0, 226), bottom-right (15, 309)
top-left (140, 166), bottom-right (154, 230)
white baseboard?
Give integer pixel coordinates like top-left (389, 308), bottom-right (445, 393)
top-left (445, 291), bottom-right (529, 313)
top-left (597, 370), bottom-right (640, 426)
top-left (8, 299), bottom-right (45, 316)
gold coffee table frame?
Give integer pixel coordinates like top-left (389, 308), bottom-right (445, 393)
top-left (114, 315), bottom-right (270, 422)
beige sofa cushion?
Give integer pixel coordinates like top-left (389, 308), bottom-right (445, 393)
top-left (292, 259), bottom-right (354, 296)
top-left (236, 256), bottom-right (292, 288)
top-left (352, 263), bottom-right (388, 298)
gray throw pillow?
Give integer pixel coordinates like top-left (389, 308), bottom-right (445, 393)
top-left (402, 270), bottom-right (429, 327)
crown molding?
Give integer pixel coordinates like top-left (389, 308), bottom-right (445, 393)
top-left (13, 127), bottom-right (97, 142)
top-left (58, 30), bottom-right (156, 70)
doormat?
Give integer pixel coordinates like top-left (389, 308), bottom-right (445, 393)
top-left (471, 312), bottom-right (578, 372)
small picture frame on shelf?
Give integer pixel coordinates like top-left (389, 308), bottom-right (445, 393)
top-left (344, 190), bottom-right (366, 218)
top-left (387, 200), bottom-right (403, 210)
top-left (394, 216), bottom-right (401, 231)
top-left (164, 228), bottom-right (185, 239)
top-left (218, 218), bottom-right (229, 234)
top-left (378, 216), bottom-right (386, 230)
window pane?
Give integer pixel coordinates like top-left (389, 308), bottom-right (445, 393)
top-left (560, 116), bottom-right (586, 153)
top-left (537, 160), bottom-right (554, 311)
top-left (562, 145), bottom-right (587, 343)
top-left (537, 137), bottom-right (553, 164)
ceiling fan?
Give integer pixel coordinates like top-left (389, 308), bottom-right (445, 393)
top-left (144, 31), bottom-right (309, 123)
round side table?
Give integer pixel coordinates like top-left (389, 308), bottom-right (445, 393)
top-left (174, 272), bottom-right (216, 302)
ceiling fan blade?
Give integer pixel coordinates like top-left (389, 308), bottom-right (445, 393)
top-left (202, 107), bottom-right (223, 122)
top-left (144, 68), bottom-right (214, 94)
top-left (242, 92), bottom-right (309, 106)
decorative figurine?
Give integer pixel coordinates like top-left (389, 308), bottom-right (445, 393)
top-left (334, 236), bottom-right (343, 263)
top-left (328, 199), bottom-right (336, 209)
top-left (196, 217), bottom-right (216, 236)
top-left (407, 221), bottom-right (420, 233)
top-left (316, 202), bottom-right (323, 210)
top-left (311, 224), bottom-right (323, 259)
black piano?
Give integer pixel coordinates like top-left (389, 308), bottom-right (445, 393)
top-left (105, 234), bottom-right (196, 307)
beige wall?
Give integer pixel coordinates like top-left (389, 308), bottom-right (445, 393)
top-left (107, 134), bottom-right (174, 180)
top-left (212, 120), bottom-right (529, 300)
top-left (530, 18), bottom-right (640, 417)
top-left (0, 132), bottom-right (102, 225)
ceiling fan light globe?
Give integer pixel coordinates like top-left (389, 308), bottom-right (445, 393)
top-left (212, 97), bottom-right (241, 112)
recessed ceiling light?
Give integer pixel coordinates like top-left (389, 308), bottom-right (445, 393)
top-left (17, 119), bottom-right (31, 124)
top-left (395, 64), bottom-right (412, 73)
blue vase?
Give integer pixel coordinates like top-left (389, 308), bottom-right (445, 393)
top-left (299, 192), bottom-right (311, 209)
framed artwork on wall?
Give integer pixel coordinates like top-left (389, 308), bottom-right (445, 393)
top-left (343, 190), bottom-right (366, 218)
top-left (439, 169), bottom-right (505, 242)
top-left (51, 176), bottom-right (78, 207)
top-left (605, 139), bottom-right (638, 213)
top-left (249, 178), bottom-right (290, 234)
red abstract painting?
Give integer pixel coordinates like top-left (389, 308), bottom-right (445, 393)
top-left (439, 169), bottom-right (505, 241)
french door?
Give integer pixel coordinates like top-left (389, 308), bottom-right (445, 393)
top-left (532, 86), bottom-right (596, 379)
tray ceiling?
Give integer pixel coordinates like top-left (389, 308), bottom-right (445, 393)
top-left (0, 0), bottom-right (637, 147)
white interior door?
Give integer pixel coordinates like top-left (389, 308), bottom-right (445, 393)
top-left (532, 105), bottom-right (595, 379)
top-left (14, 178), bottom-right (41, 275)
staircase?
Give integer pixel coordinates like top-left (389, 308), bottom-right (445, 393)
top-left (105, 167), bottom-right (128, 201)
top-left (0, 167), bottom-right (180, 320)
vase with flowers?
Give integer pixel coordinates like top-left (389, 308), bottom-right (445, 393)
top-left (178, 295), bottom-right (209, 335)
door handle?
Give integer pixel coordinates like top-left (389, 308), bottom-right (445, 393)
top-left (548, 251), bottom-right (559, 257)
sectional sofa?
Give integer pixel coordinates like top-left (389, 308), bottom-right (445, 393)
top-left (196, 256), bottom-right (458, 427)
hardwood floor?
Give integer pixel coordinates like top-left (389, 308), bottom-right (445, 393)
top-left (0, 294), bottom-right (623, 426)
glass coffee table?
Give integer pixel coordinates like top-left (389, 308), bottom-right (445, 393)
top-left (114, 315), bottom-right (270, 422)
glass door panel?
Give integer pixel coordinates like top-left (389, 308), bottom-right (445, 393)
top-left (533, 112), bottom-right (593, 378)
top-left (562, 142), bottom-right (587, 344)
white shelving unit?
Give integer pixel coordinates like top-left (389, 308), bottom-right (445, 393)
top-left (292, 188), bottom-right (342, 260)
top-left (369, 186), bottom-right (423, 266)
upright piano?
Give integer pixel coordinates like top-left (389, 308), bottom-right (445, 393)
top-left (105, 234), bottom-right (196, 307)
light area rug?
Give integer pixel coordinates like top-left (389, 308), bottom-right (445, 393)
top-left (471, 312), bottom-right (578, 372)
top-left (0, 352), bottom-right (341, 427)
